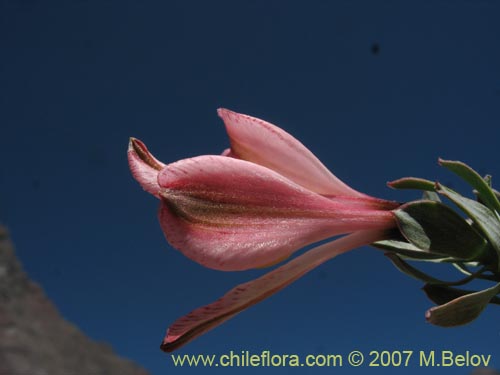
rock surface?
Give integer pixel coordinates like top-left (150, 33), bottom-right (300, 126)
top-left (0, 226), bottom-right (149, 375)
top-left (471, 369), bottom-right (500, 375)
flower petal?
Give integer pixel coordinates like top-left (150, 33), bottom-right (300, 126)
top-left (218, 108), bottom-right (366, 198)
top-left (128, 138), bottom-right (165, 198)
top-left (157, 155), bottom-right (395, 271)
top-left (160, 229), bottom-right (388, 352)
top-left (220, 148), bottom-right (235, 157)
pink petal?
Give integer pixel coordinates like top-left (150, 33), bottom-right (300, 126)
top-left (220, 148), bottom-right (234, 157)
top-left (158, 155), bottom-right (395, 271)
top-left (160, 229), bottom-right (388, 352)
top-left (217, 108), bottom-right (367, 198)
top-left (128, 138), bottom-right (165, 198)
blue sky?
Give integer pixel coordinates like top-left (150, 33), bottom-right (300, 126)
top-left (1, 1), bottom-right (499, 374)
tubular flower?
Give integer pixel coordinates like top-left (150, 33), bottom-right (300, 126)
top-left (129, 110), bottom-right (398, 271)
top-left (128, 109), bottom-right (399, 350)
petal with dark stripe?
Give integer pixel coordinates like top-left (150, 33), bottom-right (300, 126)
top-left (158, 155), bottom-right (395, 270)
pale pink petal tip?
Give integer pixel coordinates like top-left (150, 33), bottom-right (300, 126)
top-left (160, 229), bottom-right (387, 352)
top-left (216, 108), bottom-right (366, 198)
top-left (127, 138), bottom-right (165, 197)
top-left (220, 148), bottom-right (237, 157)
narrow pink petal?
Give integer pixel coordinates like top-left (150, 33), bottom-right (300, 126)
top-left (322, 195), bottom-right (401, 211)
top-left (220, 148), bottom-right (234, 157)
top-left (218, 108), bottom-right (366, 198)
top-left (158, 155), bottom-right (395, 271)
top-left (160, 229), bottom-right (387, 352)
top-left (127, 138), bottom-right (165, 198)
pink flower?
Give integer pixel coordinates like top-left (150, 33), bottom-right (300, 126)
top-left (128, 109), bottom-right (398, 351)
top-left (159, 229), bottom-right (390, 352)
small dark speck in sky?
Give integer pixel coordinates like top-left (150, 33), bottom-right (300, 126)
top-left (371, 43), bottom-right (380, 56)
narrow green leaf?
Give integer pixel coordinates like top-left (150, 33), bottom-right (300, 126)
top-left (373, 239), bottom-right (452, 262)
top-left (425, 282), bottom-right (500, 327)
top-left (422, 191), bottom-right (441, 202)
top-left (385, 253), bottom-right (447, 284)
top-left (437, 184), bottom-right (500, 269)
top-left (452, 262), bottom-right (499, 282)
top-left (452, 263), bottom-right (473, 277)
top-left (493, 188), bottom-right (500, 200)
top-left (387, 177), bottom-right (435, 191)
top-left (423, 284), bottom-right (500, 306)
top-left (439, 158), bottom-right (500, 214)
top-left (387, 254), bottom-right (487, 286)
top-left (483, 174), bottom-right (492, 188)
top-left (394, 200), bottom-right (489, 261)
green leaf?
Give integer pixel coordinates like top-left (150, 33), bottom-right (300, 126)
top-left (425, 282), bottom-right (500, 327)
top-left (373, 239), bottom-right (452, 262)
top-left (493, 188), bottom-right (500, 200)
top-left (437, 184), bottom-right (500, 269)
top-left (483, 174), bottom-right (492, 188)
top-left (423, 284), bottom-right (500, 306)
top-left (385, 253), bottom-right (448, 284)
top-left (387, 254), bottom-right (487, 286)
top-left (387, 177), bottom-right (435, 191)
top-left (439, 158), bottom-right (500, 214)
top-left (452, 263), bottom-right (474, 277)
top-left (422, 191), bottom-right (441, 202)
top-left (394, 200), bottom-right (489, 261)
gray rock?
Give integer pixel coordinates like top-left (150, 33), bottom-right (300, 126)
top-left (0, 226), bottom-right (149, 375)
top-left (471, 369), bottom-right (500, 375)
